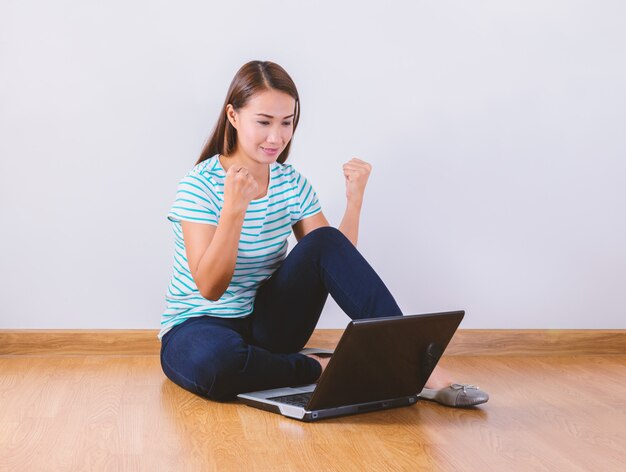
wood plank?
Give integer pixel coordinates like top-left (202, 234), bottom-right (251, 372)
top-left (0, 329), bottom-right (624, 356)
top-left (0, 355), bottom-right (624, 470)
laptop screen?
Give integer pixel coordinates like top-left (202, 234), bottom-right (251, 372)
top-left (308, 311), bottom-right (464, 410)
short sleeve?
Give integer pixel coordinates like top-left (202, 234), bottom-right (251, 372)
top-left (291, 168), bottom-right (322, 224)
top-left (167, 172), bottom-right (220, 225)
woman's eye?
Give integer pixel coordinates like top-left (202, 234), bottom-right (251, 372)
top-left (257, 121), bottom-right (292, 126)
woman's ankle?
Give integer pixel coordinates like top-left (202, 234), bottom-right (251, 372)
top-left (425, 365), bottom-right (455, 389)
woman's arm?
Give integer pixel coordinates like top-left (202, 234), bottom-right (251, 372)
top-left (292, 200), bottom-right (362, 247)
top-left (292, 211), bottom-right (330, 242)
top-left (338, 199), bottom-right (363, 246)
top-left (292, 158), bottom-right (372, 246)
top-left (181, 206), bottom-right (245, 301)
top-left (338, 158), bottom-right (372, 246)
top-left (182, 164), bottom-right (259, 300)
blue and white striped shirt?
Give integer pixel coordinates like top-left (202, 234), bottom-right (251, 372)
top-left (158, 154), bottom-right (322, 340)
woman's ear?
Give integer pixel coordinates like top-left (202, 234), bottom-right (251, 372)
top-left (226, 104), bottom-right (238, 129)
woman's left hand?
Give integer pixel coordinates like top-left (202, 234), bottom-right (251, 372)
top-left (343, 157), bottom-right (372, 202)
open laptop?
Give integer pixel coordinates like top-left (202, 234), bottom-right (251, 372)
top-left (237, 310), bottom-right (464, 421)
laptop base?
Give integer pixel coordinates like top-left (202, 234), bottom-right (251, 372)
top-left (238, 391), bottom-right (419, 422)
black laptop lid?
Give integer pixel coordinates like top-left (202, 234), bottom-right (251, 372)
top-left (308, 310), bottom-right (464, 410)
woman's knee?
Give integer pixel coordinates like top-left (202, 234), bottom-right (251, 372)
top-left (299, 226), bottom-right (352, 253)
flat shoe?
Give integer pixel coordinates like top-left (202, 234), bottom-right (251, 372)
top-left (419, 384), bottom-right (489, 408)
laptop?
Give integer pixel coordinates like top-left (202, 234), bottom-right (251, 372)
top-left (237, 310), bottom-right (464, 421)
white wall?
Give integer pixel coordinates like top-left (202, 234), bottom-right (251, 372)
top-left (1, 0), bottom-right (624, 329)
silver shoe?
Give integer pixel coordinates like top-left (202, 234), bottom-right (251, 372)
top-left (298, 347), bottom-right (334, 357)
top-left (419, 383), bottom-right (489, 407)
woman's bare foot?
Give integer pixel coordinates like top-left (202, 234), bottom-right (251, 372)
top-left (424, 365), bottom-right (455, 389)
top-left (306, 354), bottom-right (330, 380)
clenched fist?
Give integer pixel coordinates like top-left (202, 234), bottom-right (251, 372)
top-left (343, 158), bottom-right (372, 202)
top-left (223, 165), bottom-right (259, 214)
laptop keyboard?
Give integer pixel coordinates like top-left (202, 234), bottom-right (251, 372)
top-left (268, 392), bottom-right (313, 407)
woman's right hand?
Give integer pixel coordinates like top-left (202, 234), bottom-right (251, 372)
top-left (223, 165), bottom-right (259, 214)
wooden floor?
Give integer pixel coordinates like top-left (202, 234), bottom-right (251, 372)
top-left (1, 353), bottom-right (624, 471)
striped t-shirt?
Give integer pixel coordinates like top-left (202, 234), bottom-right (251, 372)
top-left (158, 154), bottom-right (322, 341)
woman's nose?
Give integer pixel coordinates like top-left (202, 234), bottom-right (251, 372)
top-left (267, 128), bottom-right (281, 143)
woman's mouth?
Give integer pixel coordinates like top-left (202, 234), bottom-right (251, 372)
top-left (261, 147), bottom-right (279, 156)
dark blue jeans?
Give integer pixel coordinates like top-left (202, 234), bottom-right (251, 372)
top-left (160, 226), bottom-right (402, 401)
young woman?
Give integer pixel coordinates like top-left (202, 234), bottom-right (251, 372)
top-left (159, 60), bottom-right (488, 408)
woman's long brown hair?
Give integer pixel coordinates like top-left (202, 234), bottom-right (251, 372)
top-left (196, 60), bottom-right (301, 165)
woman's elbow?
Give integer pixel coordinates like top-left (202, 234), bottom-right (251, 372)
top-left (198, 282), bottom-right (226, 301)
top-left (194, 273), bottom-right (230, 301)
top-left (199, 287), bottom-right (222, 301)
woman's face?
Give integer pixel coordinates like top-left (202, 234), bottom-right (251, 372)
top-left (226, 89), bottom-right (296, 165)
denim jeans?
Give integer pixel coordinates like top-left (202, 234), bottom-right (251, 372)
top-left (160, 226), bottom-right (402, 401)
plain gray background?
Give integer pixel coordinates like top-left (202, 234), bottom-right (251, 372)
top-left (1, 1), bottom-right (624, 329)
